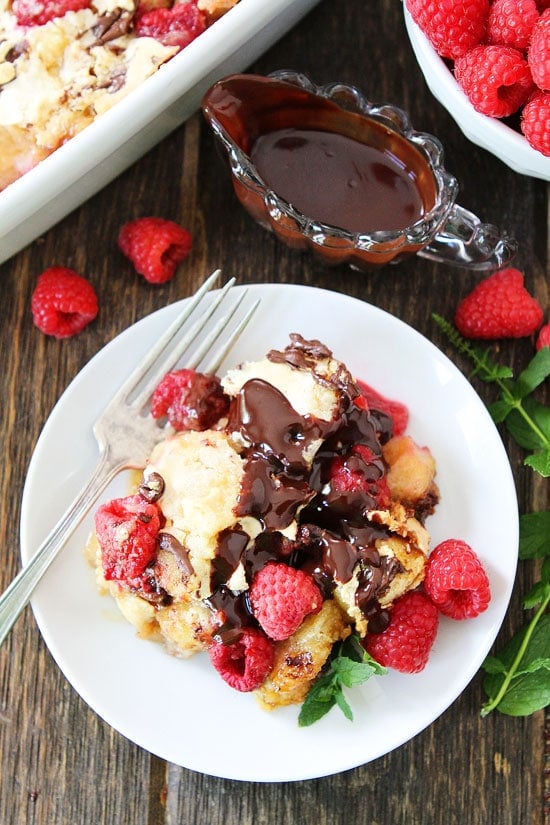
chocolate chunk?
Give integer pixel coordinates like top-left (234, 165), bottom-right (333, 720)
top-left (158, 532), bottom-right (193, 579)
top-left (139, 471), bottom-right (165, 502)
top-left (91, 10), bottom-right (133, 46)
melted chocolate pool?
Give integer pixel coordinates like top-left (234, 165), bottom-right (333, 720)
top-left (251, 127), bottom-right (426, 233)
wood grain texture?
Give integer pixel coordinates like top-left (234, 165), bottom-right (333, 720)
top-left (0, 1), bottom-right (547, 823)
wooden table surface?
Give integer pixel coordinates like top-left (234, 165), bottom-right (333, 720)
top-left (0, 1), bottom-right (548, 822)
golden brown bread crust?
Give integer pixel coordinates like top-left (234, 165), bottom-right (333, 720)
top-left (197, 0), bottom-right (239, 23)
top-left (254, 600), bottom-right (351, 710)
top-left (383, 435), bottom-right (440, 520)
top-left (155, 599), bottom-right (215, 657)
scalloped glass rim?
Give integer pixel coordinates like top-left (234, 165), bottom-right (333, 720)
top-left (214, 69), bottom-right (460, 252)
top-left (403, 7), bottom-right (550, 181)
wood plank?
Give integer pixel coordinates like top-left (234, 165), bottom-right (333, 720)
top-left (0, 0), bottom-right (546, 822)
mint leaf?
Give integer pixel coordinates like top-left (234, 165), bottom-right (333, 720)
top-left (523, 580), bottom-right (550, 609)
top-left (298, 635), bottom-right (386, 727)
top-left (515, 347), bottom-right (550, 397)
top-left (488, 398), bottom-right (514, 423)
top-left (524, 449), bottom-right (550, 477)
top-left (298, 681), bottom-right (338, 727)
top-left (332, 656), bottom-right (380, 688)
top-left (519, 511), bottom-right (550, 558)
top-left (482, 655), bottom-right (507, 675)
top-left (482, 613), bottom-right (550, 716)
top-left (334, 689), bottom-right (354, 721)
top-left (505, 397), bottom-right (550, 451)
top-left (513, 657), bottom-right (550, 677)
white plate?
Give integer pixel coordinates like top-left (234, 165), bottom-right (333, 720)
top-left (0, 0), bottom-right (320, 265)
top-left (20, 283), bottom-right (518, 782)
top-left (404, 7), bottom-right (550, 181)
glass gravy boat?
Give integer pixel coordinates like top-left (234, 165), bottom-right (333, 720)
top-left (201, 70), bottom-right (517, 270)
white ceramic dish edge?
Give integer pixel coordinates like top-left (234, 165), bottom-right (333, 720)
top-left (404, 6), bottom-right (550, 181)
top-left (0, 0), bottom-right (321, 265)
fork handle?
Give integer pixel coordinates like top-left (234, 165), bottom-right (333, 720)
top-left (0, 452), bottom-right (124, 648)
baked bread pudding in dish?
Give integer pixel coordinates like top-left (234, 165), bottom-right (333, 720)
top-left (86, 333), bottom-right (457, 716)
top-left (0, 0), bottom-right (238, 190)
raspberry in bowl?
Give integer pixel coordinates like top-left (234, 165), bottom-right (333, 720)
top-left (403, 3), bottom-right (550, 179)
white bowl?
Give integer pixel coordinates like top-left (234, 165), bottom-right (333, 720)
top-left (404, 6), bottom-right (550, 181)
top-left (0, 0), bottom-right (320, 265)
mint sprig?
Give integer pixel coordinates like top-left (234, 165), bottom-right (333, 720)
top-left (298, 634), bottom-right (386, 727)
top-left (432, 315), bottom-right (550, 476)
top-left (432, 317), bottom-right (549, 717)
top-left (481, 511), bottom-right (550, 716)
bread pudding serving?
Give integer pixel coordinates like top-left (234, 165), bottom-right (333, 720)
top-left (87, 333), bottom-right (488, 717)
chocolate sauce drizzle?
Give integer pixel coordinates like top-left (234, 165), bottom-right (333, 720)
top-left (209, 337), bottom-right (400, 642)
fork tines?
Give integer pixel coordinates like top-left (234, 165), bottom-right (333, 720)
top-left (122, 270), bottom-right (259, 413)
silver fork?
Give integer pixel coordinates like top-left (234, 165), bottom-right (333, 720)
top-left (0, 270), bottom-right (259, 648)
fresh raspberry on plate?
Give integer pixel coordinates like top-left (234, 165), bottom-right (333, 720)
top-left (487, 0), bottom-right (540, 50)
top-left (454, 268), bottom-right (543, 339)
top-left (528, 9), bottom-right (550, 90)
top-left (536, 322), bottom-right (550, 349)
top-left (249, 563), bottom-right (323, 641)
top-left (95, 494), bottom-right (161, 585)
top-left (328, 444), bottom-right (391, 511)
top-left (151, 368), bottom-right (229, 431)
top-left (363, 591), bottom-right (439, 674)
top-left (454, 44), bottom-right (535, 118)
top-left (135, 0), bottom-right (206, 48)
top-left (208, 628), bottom-right (274, 691)
top-left (31, 266), bottom-right (98, 339)
top-left (117, 217), bottom-right (192, 284)
top-left (12, 0), bottom-right (90, 25)
top-left (521, 91), bottom-right (550, 155)
top-left (424, 539), bottom-right (491, 620)
top-left (405, 0), bottom-right (489, 59)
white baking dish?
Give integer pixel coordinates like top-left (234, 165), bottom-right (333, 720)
top-left (0, 0), bottom-right (320, 265)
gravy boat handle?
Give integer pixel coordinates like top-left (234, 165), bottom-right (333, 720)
top-left (417, 203), bottom-right (518, 270)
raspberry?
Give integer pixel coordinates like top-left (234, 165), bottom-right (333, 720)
top-left (521, 91), bottom-right (550, 155)
top-left (249, 563), bottom-right (323, 641)
top-left (328, 444), bottom-right (391, 511)
top-left (454, 268), bottom-right (543, 339)
top-left (364, 591), bottom-right (439, 674)
top-left (118, 217), bottom-right (192, 284)
top-left (31, 266), bottom-right (98, 338)
top-left (454, 45), bottom-right (534, 118)
top-left (208, 628), bottom-right (274, 691)
top-left (135, 0), bottom-right (206, 48)
top-left (12, 0), bottom-right (90, 25)
top-left (405, 0), bottom-right (489, 59)
top-left (536, 322), bottom-right (550, 349)
top-left (424, 539), bottom-right (491, 619)
top-left (94, 494), bottom-right (161, 586)
top-left (151, 368), bottom-right (229, 430)
top-left (528, 10), bottom-right (550, 90)
top-left (356, 379), bottom-right (409, 436)
top-left (487, 0), bottom-right (540, 51)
